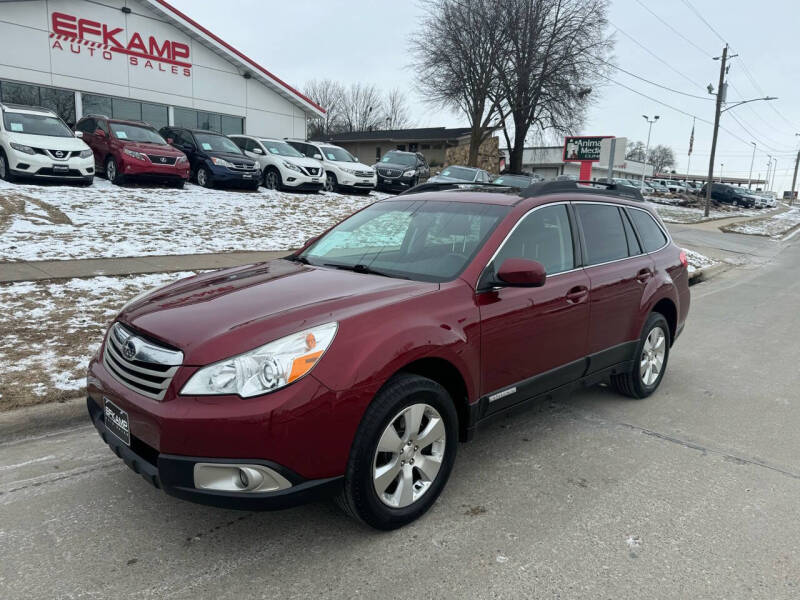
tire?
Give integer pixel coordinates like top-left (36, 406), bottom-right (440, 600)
top-left (105, 156), bottom-right (124, 185)
top-left (324, 172), bottom-right (338, 193)
top-left (196, 167), bottom-right (213, 188)
top-left (732, 199), bottom-right (738, 207)
top-left (336, 373), bottom-right (458, 530)
top-left (263, 167), bottom-right (281, 190)
top-left (611, 312), bottom-right (670, 399)
top-left (0, 149), bottom-right (16, 182)
top-left (173, 180), bottom-right (185, 189)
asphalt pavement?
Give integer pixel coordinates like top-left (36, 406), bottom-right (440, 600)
top-left (1, 235), bottom-right (799, 599)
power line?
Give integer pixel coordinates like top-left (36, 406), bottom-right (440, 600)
top-left (603, 61), bottom-right (714, 101)
top-left (736, 58), bottom-right (800, 131)
top-left (634, 0), bottom-right (713, 57)
top-left (726, 109), bottom-right (794, 153)
top-left (680, 0), bottom-right (727, 45)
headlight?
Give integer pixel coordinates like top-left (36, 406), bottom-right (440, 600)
top-left (341, 167), bottom-right (357, 175)
top-left (10, 142), bottom-right (35, 155)
top-left (79, 149), bottom-right (93, 159)
top-left (282, 161), bottom-right (302, 172)
top-left (210, 157), bottom-right (235, 168)
top-left (181, 322), bottom-right (338, 398)
top-left (176, 155), bottom-right (187, 164)
top-left (403, 169), bottom-right (416, 177)
top-left (123, 148), bottom-right (147, 161)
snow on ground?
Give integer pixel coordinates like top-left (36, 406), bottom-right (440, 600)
top-left (721, 206), bottom-right (800, 238)
top-left (683, 248), bottom-right (716, 274)
top-left (0, 271), bottom-right (196, 409)
top-left (646, 200), bottom-right (764, 225)
top-left (0, 178), bottom-right (383, 262)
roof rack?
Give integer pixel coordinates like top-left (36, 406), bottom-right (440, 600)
top-left (400, 181), bottom-right (512, 196)
top-left (519, 180), bottom-right (644, 202)
top-left (0, 102), bottom-right (57, 115)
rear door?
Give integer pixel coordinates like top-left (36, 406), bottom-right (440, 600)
top-left (478, 203), bottom-right (590, 412)
top-left (574, 202), bottom-right (655, 372)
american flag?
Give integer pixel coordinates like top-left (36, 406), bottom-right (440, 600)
top-left (688, 120), bottom-right (695, 156)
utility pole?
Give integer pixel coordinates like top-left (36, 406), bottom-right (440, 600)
top-left (765, 155), bottom-right (773, 191)
top-left (641, 115), bottom-right (659, 191)
top-left (747, 142), bottom-right (756, 189)
top-left (704, 45), bottom-right (728, 217)
top-left (770, 159), bottom-right (777, 192)
top-left (791, 133), bottom-right (800, 206)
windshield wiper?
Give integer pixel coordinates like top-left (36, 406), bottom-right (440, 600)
top-left (288, 255), bottom-right (310, 264)
top-left (323, 263), bottom-right (405, 279)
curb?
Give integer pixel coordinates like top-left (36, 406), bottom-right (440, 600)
top-left (0, 396), bottom-right (87, 443)
top-left (688, 261), bottom-right (728, 285)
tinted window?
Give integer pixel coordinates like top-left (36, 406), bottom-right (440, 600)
top-left (82, 94), bottom-right (113, 118)
top-left (77, 118), bottom-right (95, 133)
top-left (621, 208), bottom-right (642, 255)
top-left (494, 204), bottom-right (575, 275)
top-left (220, 115), bottom-right (244, 135)
top-left (576, 204), bottom-right (629, 266)
top-left (109, 122), bottom-right (166, 144)
top-left (112, 97), bottom-right (141, 121)
top-left (230, 137), bottom-right (246, 150)
top-left (173, 107), bottom-right (198, 129)
top-left (194, 133), bottom-right (241, 154)
top-left (142, 103), bottom-right (168, 130)
top-left (627, 209), bottom-right (667, 253)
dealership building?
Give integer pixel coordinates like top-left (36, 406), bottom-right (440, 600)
top-left (0, 0), bottom-right (324, 137)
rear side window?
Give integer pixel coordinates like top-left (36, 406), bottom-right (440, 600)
top-left (575, 204), bottom-right (629, 266)
top-left (627, 209), bottom-right (668, 252)
top-left (494, 204), bottom-right (575, 275)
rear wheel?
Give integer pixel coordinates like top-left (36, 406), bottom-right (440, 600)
top-left (336, 373), bottom-right (458, 530)
top-left (0, 149), bottom-right (15, 182)
top-left (610, 312), bottom-right (670, 399)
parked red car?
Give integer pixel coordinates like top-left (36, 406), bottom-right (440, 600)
top-left (87, 181), bottom-right (689, 529)
top-left (75, 116), bottom-right (189, 187)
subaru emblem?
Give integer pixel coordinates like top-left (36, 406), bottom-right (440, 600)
top-left (122, 339), bottom-right (137, 361)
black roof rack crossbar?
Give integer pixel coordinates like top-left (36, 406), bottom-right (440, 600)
top-left (399, 181), bottom-right (512, 196)
top-left (519, 180), bottom-right (644, 201)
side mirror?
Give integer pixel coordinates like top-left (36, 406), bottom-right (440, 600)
top-left (95, 129), bottom-right (106, 138)
top-left (496, 258), bottom-right (546, 287)
top-left (75, 130), bottom-right (83, 139)
top-left (313, 153), bottom-right (323, 160)
top-left (252, 147), bottom-right (264, 155)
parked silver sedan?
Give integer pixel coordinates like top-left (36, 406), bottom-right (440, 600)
top-left (427, 165), bottom-right (491, 184)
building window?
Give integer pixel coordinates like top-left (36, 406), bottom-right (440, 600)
top-left (173, 107), bottom-right (197, 129)
top-left (220, 115), bottom-right (243, 135)
top-left (112, 97), bottom-right (142, 121)
top-left (409, 143), bottom-right (419, 152)
top-left (173, 107), bottom-right (242, 134)
top-left (197, 111), bottom-right (221, 132)
top-left (0, 80), bottom-right (76, 126)
top-left (141, 103), bottom-right (169, 130)
top-left (421, 144), bottom-right (430, 150)
top-left (82, 94), bottom-right (112, 119)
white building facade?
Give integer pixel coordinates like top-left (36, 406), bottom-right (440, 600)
top-left (503, 145), bottom-right (654, 182)
top-left (0, 0), bottom-right (324, 135)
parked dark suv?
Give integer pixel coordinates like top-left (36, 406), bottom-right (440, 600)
top-left (75, 115), bottom-right (189, 187)
top-left (375, 150), bottom-right (431, 192)
top-left (87, 181), bottom-right (689, 530)
top-left (699, 182), bottom-right (757, 208)
top-left (160, 126), bottom-right (260, 190)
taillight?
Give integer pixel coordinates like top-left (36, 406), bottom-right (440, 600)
top-left (679, 250), bottom-right (688, 268)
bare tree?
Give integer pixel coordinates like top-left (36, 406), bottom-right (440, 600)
top-left (338, 83), bottom-right (384, 132)
top-left (648, 145), bottom-right (676, 176)
top-left (411, 0), bottom-right (506, 166)
top-left (495, 0), bottom-right (613, 173)
top-left (303, 79), bottom-right (345, 138)
top-left (381, 88), bottom-right (412, 130)
top-left (625, 140), bottom-right (647, 162)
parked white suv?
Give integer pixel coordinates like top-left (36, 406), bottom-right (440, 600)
top-left (229, 135), bottom-right (324, 192)
top-left (0, 103), bottom-right (94, 185)
top-left (286, 140), bottom-right (376, 194)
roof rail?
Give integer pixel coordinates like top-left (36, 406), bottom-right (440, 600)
top-left (0, 102), bottom-right (57, 115)
top-left (399, 181), bottom-right (512, 196)
top-left (519, 180), bottom-right (644, 202)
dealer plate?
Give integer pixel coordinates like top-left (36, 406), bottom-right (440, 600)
top-left (53, 165), bottom-right (70, 173)
top-left (104, 397), bottom-right (130, 446)
top-left (242, 174), bottom-right (252, 179)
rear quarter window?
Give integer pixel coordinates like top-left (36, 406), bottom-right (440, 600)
top-left (627, 209), bottom-right (668, 252)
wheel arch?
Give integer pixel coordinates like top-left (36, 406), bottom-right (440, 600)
top-left (651, 297), bottom-right (677, 345)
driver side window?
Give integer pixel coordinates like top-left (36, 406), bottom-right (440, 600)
top-left (492, 204), bottom-right (575, 277)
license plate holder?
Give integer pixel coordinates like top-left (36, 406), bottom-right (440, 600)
top-left (104, 397), bottom-right (130, 446)
top-left (53, 165), bottom-right (70, 173)
top-left (242, 174), bottom-right (252, 179)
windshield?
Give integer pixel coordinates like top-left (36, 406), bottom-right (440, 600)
top-left (109, 122), bottom-right (166, 144)
top-left (381, 152), bottom-right (416, 166)
top-left (438, 166), bottom-right (478, 180)
top-left (300, 200), bottom-right (510, 282)
top-left (3, 112), bottom-right (73, 137)
top-left (260, 140), bottom-right (304, 157)
top-left (194, 133), bottom-right (242, 154)
top-left (493, 174), bottom-right (532, 187)
top-left (322, 146), bottom-right (356, 162)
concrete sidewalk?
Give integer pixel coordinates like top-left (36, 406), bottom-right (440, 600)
top-left (0, 250), bottom-right (288, 283)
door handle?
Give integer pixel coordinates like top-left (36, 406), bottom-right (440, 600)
top-left (635, 269), bottom-right (653, 283)
top-left (565, 286), bottom-right (588, 304)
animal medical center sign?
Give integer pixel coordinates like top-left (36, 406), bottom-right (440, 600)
top-left (49, 11), bottom-right (192, 77)
top-left (563, 136), bottom-right (613, 180)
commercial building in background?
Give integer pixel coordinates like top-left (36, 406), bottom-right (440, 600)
top-left (0, 0), bottom-right (324, 137)
top-left (502, 144), bottom-right (654, 181)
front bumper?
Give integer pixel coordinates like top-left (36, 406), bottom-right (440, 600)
top-left (377, 175), bottom-right (415, 191)
top-left (9, 149), bottom-right (94, 180)
top-left (282, 170), bottom-right (324, 190)
top-left (210, 165), bottom-right (260, 186)
top-left (120, 157), bottom-right (189, 181)
top-left (87, 397), bottom-right (342, 510)
top-left (338, 173), bottom-right (377, 190)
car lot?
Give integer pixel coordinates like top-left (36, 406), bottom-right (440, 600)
top-left (2, 234), bottom-right (800, 598)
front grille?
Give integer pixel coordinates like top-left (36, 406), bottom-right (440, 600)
top-left (378, 168), bottom-right (400, 178)
top-left (230, 162), bottom-right (257, 171)
top-left (355, 170), bottom-right (373, 178)
top-left (305, 167), bottom-right (320, 176)
top-left (35, 168), bottom-right (83, 177)
top-left (102, 323), bottom-right (183, 401)
top-left (147, 155), bottom-right (177, 165)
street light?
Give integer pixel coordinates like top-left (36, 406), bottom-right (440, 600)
top-left (720, 162), bottom-right (724, 182)
top-left (640, 114), bottom-right (659, 191)
top-left (747, 142), bottom-right (756, 190)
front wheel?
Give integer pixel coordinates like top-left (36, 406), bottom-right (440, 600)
top-left (336, 374), bottom-right (458, 530)
top-left (324, 172), bottom-right (338, 193)
top-left (263, 167), bottom-right (281, 190)
top-left (611, 312), bottom-right (670, 399)
top-left (105, 156), bottom-right (124, 185)
top-left (0, 150), bottom-right (15, 182)
top-left (196, 167), bottom-right (213, 188)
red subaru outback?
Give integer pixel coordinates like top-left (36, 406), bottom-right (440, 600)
top-left (87, 181), bottom-right (689, 529)
top-left (75, 116), bottom-right (189, 187)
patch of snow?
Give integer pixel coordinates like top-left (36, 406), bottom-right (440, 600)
top-left (722, 207), bottom-right (800, 238)
top-left (683, 248), bottom-right (716, 274)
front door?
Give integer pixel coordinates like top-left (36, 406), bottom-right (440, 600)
top-left (478, 203), bottom-right (590, 413)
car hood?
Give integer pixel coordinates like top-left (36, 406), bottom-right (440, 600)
top-left (331, 160), bottom-right (373, 171)
top-left (428, 174), bottom-right (474, 183)
top-left (281, 155), bottom-right (322, 169)
top-left (376, 161), bottom-right (414, 171)
top-left (206, 150), bottom-right (255, 165)
top-left (120, 259), bottom-right (437, 365)
top-left (121, 141), bottom-right (184, 156)
top-left (8, 132), bottom-right (88, 151)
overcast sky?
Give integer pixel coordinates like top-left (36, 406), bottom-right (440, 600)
top-left (170, 0), bottom-right (800, 193)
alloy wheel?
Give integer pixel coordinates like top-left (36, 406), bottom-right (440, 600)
top-left (372, 403), bottom-right (446, 508)
top-left (265, 170), bottom-right (278, 189)
top-left (324, 174), bottom-right (334, 192)
top-left (0, 154), bottom-right (6, 179)
top-left (106, 160), bottom-right (116, 181)
top-left (640, 326), bottom-right (666, 386)
top-left (197, 169), bottom-right (207, 187)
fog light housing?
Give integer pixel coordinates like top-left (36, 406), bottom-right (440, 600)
top-left (193, 463), bottom-right (292, 493)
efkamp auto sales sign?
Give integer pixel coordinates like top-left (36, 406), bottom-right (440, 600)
top-left (563, 136), bottom-right (611, 162)
top-left (49, 11), bottom-right (192, 77)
